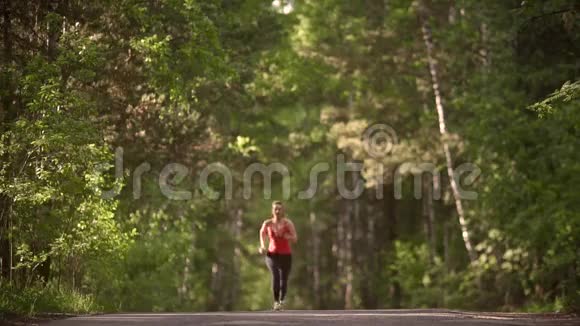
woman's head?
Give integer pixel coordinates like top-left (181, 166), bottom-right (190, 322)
top-left (271, 201), bottom-right (285, 218)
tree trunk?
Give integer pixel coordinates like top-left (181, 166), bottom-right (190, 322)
top-left (422, 174), bottom-right (437, 264)
top-left (442, 215), bottom-right (451, 306)
top-left (344, 173), bottom-right (359, 309)
top-left (0, 0), bottom-right (14, 283)
top-left (309, 210), bottom-right (321, 308)
top-left (361, 196), bottom-right (377, 308)
top-left (337, 197), bottom-right (352, 309)
top-left (479, 21), bottom-right (490, 67)
top-left (343, 203), bottom-right (353, 310)
top-left (383, 182), bottom-right (401, 308)
top-left (443, 215), bottom-right (450, 271)
top-left (178, 255), bottom-right (190, 304)
top-left (44, 0), bottom-right (59, 60)
top-left (209, 261), bottom-right (221, 311)
top-left (229, 207), bottom-right (243, 310)
top-left (1, 0), bottom-right (14, 123)
top-left (335, 202), bottom-right (344, 290)
top-left (179, 210), bottom-right (196, 306)
top-left (418, 4), bottom-right (477, 263)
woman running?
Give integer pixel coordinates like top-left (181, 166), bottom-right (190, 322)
top-left (259, 201), bottom-right (297, 311)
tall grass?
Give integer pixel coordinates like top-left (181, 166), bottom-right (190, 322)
top-left (0, 282), bottom-right (101, 318)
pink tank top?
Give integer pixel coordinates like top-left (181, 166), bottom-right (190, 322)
top-left (266, 220), bottom-right (292, 254)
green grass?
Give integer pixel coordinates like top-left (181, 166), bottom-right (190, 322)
top-left (0, 282), bottom-right (101, 318)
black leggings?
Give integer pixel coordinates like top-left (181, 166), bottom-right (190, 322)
top-left (265, 253), bottom-right (292, 302)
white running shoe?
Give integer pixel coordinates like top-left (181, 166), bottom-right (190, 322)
top-left (273, 301), bottom-right (281, 311)
top-left (278, 300), bottom-right (285, 310)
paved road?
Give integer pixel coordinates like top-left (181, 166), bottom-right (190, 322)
top-left (46, 310), bottom-right (579, 326)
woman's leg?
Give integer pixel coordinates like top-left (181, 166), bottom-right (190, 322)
top-left (279, 254), bottom-right (292, 302)
top-left (265, 254), bottom-right (281, 302)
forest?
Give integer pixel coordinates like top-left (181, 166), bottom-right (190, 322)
top-left (0, 0), bottom-right (579, 317)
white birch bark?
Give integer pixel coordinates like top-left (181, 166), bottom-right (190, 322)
top-left (418, 2), bottom-right (477, 262)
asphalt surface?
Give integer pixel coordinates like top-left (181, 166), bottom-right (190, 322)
top-left (45, 310), bottom-right (580, 326)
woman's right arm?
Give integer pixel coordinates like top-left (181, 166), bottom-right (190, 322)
top-left (259, 220), bottom-right (268, 253)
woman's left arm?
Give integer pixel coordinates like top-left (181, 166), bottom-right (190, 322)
top-left (285, 219), bottom-right (298, 243)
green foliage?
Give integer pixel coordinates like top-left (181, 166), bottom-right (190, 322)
top-left (0, 282), bottom-right (101, 317)
top-left (529, 81), bottom-right (580, 117)
top-left (391, 242), bottom-right (444, 308)
top-left (1, 0), bottom-right (579, 316)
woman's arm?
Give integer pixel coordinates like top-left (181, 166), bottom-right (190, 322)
top-left (259, 220), bottom-right (269, 253)
top-left (284, 219), bottom-right (298, 243)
